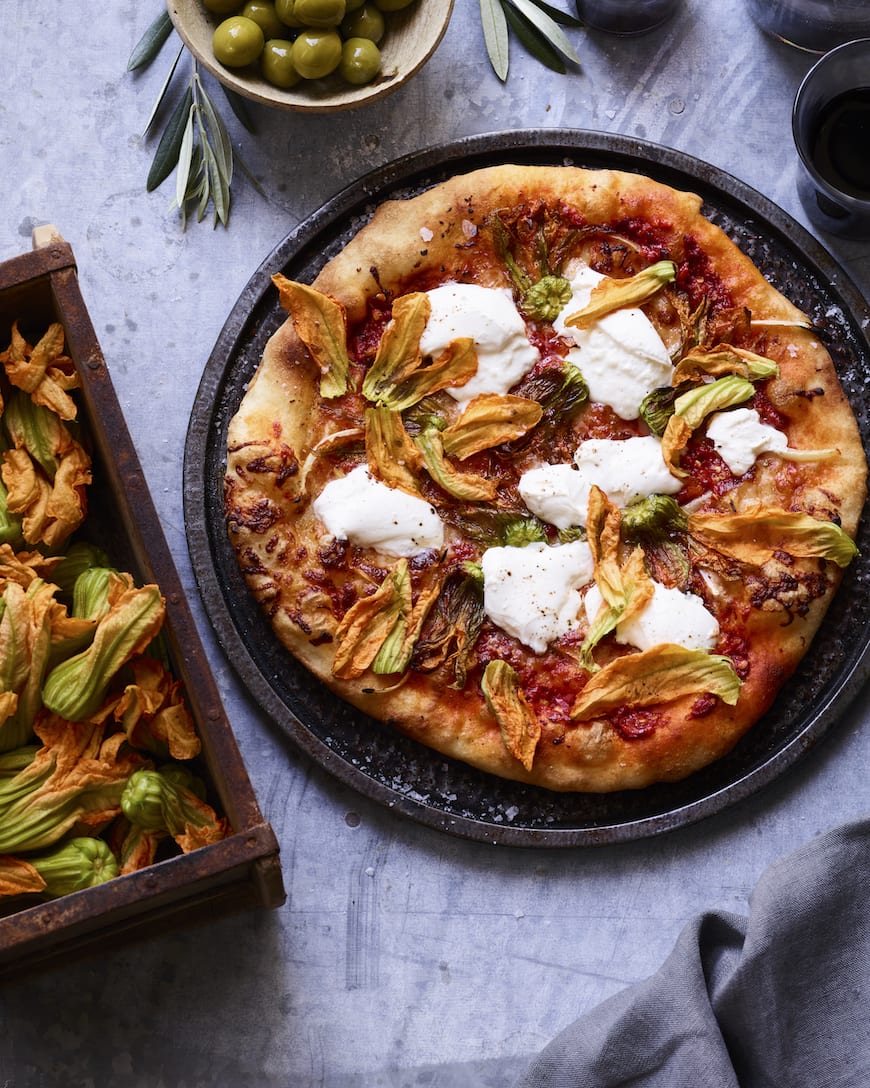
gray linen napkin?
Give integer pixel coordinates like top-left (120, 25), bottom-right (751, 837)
top-left (514, 819), bottom-right (870, 1087)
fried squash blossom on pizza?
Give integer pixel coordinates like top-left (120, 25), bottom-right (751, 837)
top-left (224, 165), bottom-right (867, 792)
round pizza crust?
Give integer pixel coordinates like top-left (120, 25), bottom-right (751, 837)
top-left (224, 164), bottom-right (867, 793)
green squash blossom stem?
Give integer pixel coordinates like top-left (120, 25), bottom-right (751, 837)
top-left (42, 584), bottom-right (165, 722)
top-left (0, 779), bottom-right (129, 855)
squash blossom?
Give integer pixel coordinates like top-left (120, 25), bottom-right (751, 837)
top-left (272, 275), bottom-right (351, 400)
top-left (50, 541), bottom-right (112, 600)
top-left (563, 260), bottom-right (677, 329)
top-left (0, 320), bottom-right (80, 421)
top-left (105, 655), bottom-right (202, 762)
top-left (0, 579), bottom-right (59, 753)
top-left (0, 836), bottom-right (120, 899)
top-left (0, 389), bottom-right (92, 550)
top-left (121, 766), bottom-right (228, 852)
top-left (71, 567), bottom-right (123, 621)
top-left (41, 583), bottom-right (165, 722)
top-left (0, 471), bottom-right (24, 548)
top-left (362, 292), bottom-right (478, 411)
top-left (0, 717), bottom-right (145, 855)
top-left (111, 817), bottom-right (167, 876)
top-left (481, 659), bottom-right (541, 771)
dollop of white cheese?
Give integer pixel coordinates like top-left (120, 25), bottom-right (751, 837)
top-left (705, 406), bottom-right (788, 475)
top-left (519, 436), bottom-right (682, 529)
top-left (553, 264), bottom-right (673, 420)
top-left (574, 436), bottom-right (683, 509)
top-left (419, 283), bottom-right (540, 406)
top-left (312, 465), bottom-right (444, 557)
top-left (584, 580), bottom-right (720, 653)
top-left (481, 540), bottom-right (595, 654)
top-left (518, 463), bottom-right (589, 530)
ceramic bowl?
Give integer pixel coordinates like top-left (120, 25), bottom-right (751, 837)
top-left (166, 0), bottom-right (454, 113)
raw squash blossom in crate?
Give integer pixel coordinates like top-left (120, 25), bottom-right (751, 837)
top-left (0, 320), bottom-right (228, 902)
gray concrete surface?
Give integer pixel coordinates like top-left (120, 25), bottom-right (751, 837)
top-left (1, 1), bottom-right (869, 1084)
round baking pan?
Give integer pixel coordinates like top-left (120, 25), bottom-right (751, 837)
top-left (183, 129), bottom-right (870, 846)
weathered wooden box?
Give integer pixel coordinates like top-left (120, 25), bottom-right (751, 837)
top-left (0, 230), bottom-right (285, 974)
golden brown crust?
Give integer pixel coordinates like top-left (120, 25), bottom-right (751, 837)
top-left (224, 164), bottom-right (867, 793)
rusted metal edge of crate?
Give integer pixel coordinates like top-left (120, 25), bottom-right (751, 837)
top-left (0, 823), bottom-right (283, 975)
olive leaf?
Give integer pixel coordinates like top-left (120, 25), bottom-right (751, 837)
top-left (504, 3), bottom-right (566, 72)
top-left (147, 85), bottom-right (193, 193)
top-left (507, 0), bottom-right (582, 64)
top-left (141, 44), bottom-right (185, 138)
top-left (127, 9), bottom-right (174, 72)
top-left (174, 103), bottom-right (196, 216)
top-left (480, 0), bottom-right (510, 81)
top-left (481, 0), bottom-right (583, 79)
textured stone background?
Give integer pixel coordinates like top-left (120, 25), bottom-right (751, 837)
top-left (2, 1), bottom-right (869, 1084)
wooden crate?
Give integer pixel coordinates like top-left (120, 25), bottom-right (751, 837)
top-left (0, 229), bottom-right (285, 974)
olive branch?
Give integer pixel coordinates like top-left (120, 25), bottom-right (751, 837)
top-left (127, 10), bottom-right (259, 229)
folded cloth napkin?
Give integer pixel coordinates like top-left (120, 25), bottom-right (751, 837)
top-left (514, 819), bottom-right (870, 1088)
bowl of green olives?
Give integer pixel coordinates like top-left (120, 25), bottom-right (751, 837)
top-left (167, 0), bottom-right (454, 112)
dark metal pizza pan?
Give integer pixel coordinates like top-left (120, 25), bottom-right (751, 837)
top-left (183, 129), bottom-right (870, 847)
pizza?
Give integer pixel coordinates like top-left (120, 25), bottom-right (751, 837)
top-left (223, 163), bottom-right (867, 793)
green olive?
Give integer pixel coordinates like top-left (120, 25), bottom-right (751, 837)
top-left (204, 0), bottom-right (244, 13)
top-left (213, 16), bottom-right (266, 66)
top-left (293, 0), bottom-right (346, 27)
top-left (241, 0), bottom-right (285, 38)
top-left (274, 0), bottom-right (303, 26)
top-left (344, 0), bottom-right (367, 11)
top-left (291, 28), bottom-right (342, 78)
top-left (372, 0), bottom-right (414, 10)
top-left (339, 37), bottom-right (381, 84)
top-left (261, 39), bottom-right (302, 86)
top-left (339, 3), bottom-right (384, 41)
